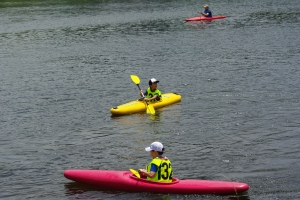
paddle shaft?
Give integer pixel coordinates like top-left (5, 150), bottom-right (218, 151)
top-left (137, 84), bottom-right (156, 115)
top-left (130, 74), bottom-right (155, 115)
top-left (136, 84), bottom-right (149, 104)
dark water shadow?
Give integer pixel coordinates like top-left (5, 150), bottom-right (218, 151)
top-left (64, 181), bottom-right (125, 196)
top-left (185, 20), bottom-right (212, 29)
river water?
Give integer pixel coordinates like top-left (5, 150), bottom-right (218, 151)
top-left (0, 0), bottom-right (299, 199)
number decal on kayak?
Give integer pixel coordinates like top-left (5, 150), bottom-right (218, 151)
top-left (158, 162), bottom-right (173, 180)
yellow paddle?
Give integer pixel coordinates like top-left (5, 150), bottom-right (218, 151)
top-left (129, 168), bottom-right (140, 178)
top-left (130, 75), bottom-right (155, 115)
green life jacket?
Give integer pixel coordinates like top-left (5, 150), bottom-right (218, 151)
top-left (146, 88), bottom-right (162, 102)
top-left (146, 157), bottom-right (173, 182)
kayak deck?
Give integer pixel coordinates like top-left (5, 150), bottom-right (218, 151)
top-left (110, 92), bottom-right (181, 115)
top-left (186, 16), bottom-right (226, 22)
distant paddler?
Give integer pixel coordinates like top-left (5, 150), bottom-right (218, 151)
top-left (199, 4), bottom-right (212, 17)
top-left (139, 78), bottom-right (162, 102)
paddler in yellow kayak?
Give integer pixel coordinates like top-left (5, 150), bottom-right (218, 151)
top-left (139, 141), bottom-right (173, 182)
top-left (139, 78), bottom-right (162, 102)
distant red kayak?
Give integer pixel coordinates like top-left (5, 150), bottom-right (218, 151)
top-left (186, 16), bottom-right (226, 22)
top-left (64, 169), bottom-right (249, 195)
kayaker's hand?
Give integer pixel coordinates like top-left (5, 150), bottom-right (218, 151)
top-left (138, 169), bottom-right (146, 176)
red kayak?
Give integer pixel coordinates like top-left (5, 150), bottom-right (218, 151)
top-left (186, 16), bottom-right (226, 22)
top-left (64, 169), bottom-right (249, 195)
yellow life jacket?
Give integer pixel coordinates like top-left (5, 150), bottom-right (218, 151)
top-left (146, 88), bottom-right (162, 102)
top-left (146, 157), bottom-right (173, 182)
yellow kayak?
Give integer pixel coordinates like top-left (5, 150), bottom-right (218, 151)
top-left (110, 93), bottom-right (181, 115)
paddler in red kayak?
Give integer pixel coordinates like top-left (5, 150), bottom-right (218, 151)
top-left (139, 141), bottom-right (173, 182)
top-left (199, 4), bottom-right (212, 17)
top-left (139, 78), bottom-right (162, 102)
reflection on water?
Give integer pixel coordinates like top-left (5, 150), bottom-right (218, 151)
top-left (228, 196), bottom-right (250, 200)
top-left (64, 182), bottom-right (125, 199)
top-left (186, 20), bottom-right (212, 25)
top-left (111, 104), bottom-right (182, 130)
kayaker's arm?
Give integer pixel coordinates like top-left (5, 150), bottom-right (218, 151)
top-left (200, 12), bottom-right (209, 16)
top-left (139, 90), bottom-right (144, 97)
top-left (145, 94), bottom-right (159, 102)
top-left (138, 169), bottom-right (156, 178)
top-left (139, 90), bottom-right (157, 101)
top-left (140, 90), bottom-right (148, 98)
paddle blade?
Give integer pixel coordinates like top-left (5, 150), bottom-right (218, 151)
top-left (130, 75), bottom-right (140, 85)
top-left (146, 104), bottom-right (155, 115)
top-left (129, 169), bottom-right (140, 178)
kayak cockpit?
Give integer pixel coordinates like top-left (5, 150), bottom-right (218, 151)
top-left (129, 173), bottom-right (180, 184)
